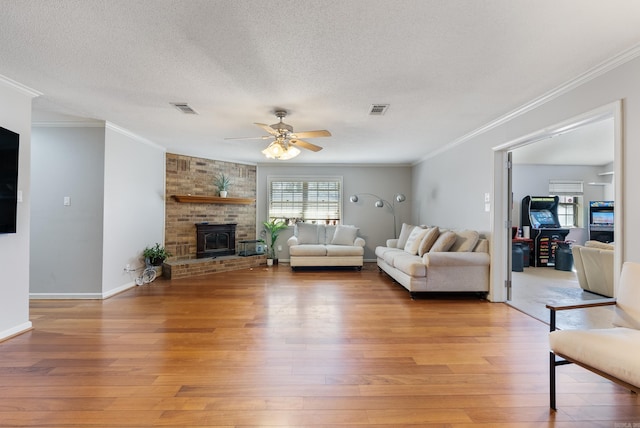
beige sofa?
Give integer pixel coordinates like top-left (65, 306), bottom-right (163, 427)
top-left (375, 224), bottom-right (490, 296)
top-left (572, 240), bottom-right (614, 297)
top-left (287, 223), bottom-right (365, 269)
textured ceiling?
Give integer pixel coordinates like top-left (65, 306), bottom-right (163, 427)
top-left (2, 0), bottom-right (640, 165)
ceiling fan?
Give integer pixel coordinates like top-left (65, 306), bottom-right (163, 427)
top-left (226, 110), bottom-right (331, 159)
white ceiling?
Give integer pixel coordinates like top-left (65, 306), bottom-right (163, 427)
top-left (512, 117), bottom-right (614, 166)
top-left (3, 1), bottom-right (640, 165)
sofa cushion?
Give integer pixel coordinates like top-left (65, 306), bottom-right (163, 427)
top-left (613, 262), bottom-right (640, 329)
top-left (382, 248), bottom-right (407, 267)
top-left (331, 225), bottom-right (359, 245)
top-left (585, 240), bottom-right (614, 251)
top-left (392, 253), bottom-right (427, 277)
top-left (375, 245), bottom-right (398, 259)
top-left (404, 226), bottom-right (429, 255)
top-left (289, 244), bottom-right (327, 257)
top-left (418, 227), bottom-right (440, 257)
top-left (296, 223), bottom-right (320, 244)
top-left (450, 230), bottom-right (480, 252)
top-left (549, 327), bottom-right (640, 389)
top-left (397, 223), bottom-right (416, 249)
top-left (429, 231), bottom-right (457, 252)
top-left (325, 244), bottom-right (364, 257)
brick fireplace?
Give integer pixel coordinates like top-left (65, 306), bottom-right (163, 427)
top-left (163, 154), bottom-right (262, 279)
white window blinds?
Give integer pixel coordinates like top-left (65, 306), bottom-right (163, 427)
top-left (268, 177), bottom-right (342, 224)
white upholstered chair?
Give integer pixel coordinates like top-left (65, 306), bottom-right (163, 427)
top-left (547, 261), bottom-right (640, 410)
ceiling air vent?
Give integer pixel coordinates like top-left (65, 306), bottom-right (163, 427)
top-left (170, 102), bottom-right (198, 115)
top-left (369, 104), bottom-right (389, 116)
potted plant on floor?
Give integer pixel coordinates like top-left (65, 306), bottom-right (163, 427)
top-left (214, 173), bottom-right (231, 197)
top-left (263, 219), bottom-right (288, 266)
top-left (143, 243), bottom-right (172, 276)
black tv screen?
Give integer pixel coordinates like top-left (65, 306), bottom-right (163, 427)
top-left (0, 126), bottom-right (19, 234)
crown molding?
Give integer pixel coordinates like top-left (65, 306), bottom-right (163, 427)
top-left (33, 120), bottom-right (104, 128)
top-left (415, 43), bottom-right (640, 165)
top-left (0, 73), bottom-right (42, 98)
top-left (106, 122), bottom-right (165, 151)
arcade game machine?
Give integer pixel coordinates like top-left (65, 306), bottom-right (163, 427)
top-left (521, 196), bottom-right (570, 267)
top-left (589, 201), bottom-right (614, 243)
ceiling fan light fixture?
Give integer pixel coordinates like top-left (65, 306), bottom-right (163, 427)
top-left (262, 141), bottom-right (300, 160)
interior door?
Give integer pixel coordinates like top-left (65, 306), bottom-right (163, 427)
top-left (506, 151), bottom-right (513, 300)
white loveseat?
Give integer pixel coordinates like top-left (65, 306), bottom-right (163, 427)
top-left (375, 224), bottom-right (490, 296)
top-left (287, 223), bottom-right (365, 270)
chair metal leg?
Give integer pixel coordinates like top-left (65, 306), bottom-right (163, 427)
top-left (550, 351), bottom-right (557, 410)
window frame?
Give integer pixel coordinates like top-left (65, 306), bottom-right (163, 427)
top-left (555, 195), bottom-right (580, 228)
top-left (267, 175), bottom-right (344, 225)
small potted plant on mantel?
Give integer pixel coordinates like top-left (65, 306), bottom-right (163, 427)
top-left (143, 243), bottom-right (171, 276)
top-left (214, 173), bottom-right (231, 197)
top-left (262, 219), bottom-right (289, 266)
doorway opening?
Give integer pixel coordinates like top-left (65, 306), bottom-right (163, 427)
top-left (490, 101), bottom-right (623, 329)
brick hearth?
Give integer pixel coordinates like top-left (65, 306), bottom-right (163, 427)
top-left (163, 254), bottom-right (266, 279)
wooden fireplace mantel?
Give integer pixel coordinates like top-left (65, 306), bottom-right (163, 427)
top-left (172, 195), bottom-right (255, 205)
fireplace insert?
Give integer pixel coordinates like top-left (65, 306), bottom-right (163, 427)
top-left (196, 223), bottom-right (236, 258)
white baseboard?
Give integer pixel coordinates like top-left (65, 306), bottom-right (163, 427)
top-left (30, 282), bottom-right (137, 300)
top-left (0, 321), bottom-right (33, 342)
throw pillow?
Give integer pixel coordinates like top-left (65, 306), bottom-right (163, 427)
top-left (449, 230), bottom-right (480, 252)
top-left (404, 226), bottom-right (429, 255)
top-left (296, 223), bottom-right (319, 244)
top-left (397, 223), bottom-right (415, 249)
top-left (331, 225), bottom-right (359, 245)
top-left (418, 227), bottom-right (440, 257)
top-left (429, 231), bottom-right (457, 252)
top-left (323, 225), bottom-right (337, 244)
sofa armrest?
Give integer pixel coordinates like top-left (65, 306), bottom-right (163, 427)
top-left (287, 236), bottom-right (299, 247)
top-left (354, 237), bottom-right (366, 247)
top-left (386, 238), bottom-right (399, 248)
top-left (423, 252), bottom-right (490, 267)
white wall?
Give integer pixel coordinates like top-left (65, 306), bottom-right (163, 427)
top-left (0, 78), bottom-right (38, 340)
top-left (30, 125), bottom-right (105, 297)
top-left (257, 164), bottom-right (411, 260)
top-left (102, 124), bottom-right (165, 296)
top-left (413, 53), bottom-right (640, 296)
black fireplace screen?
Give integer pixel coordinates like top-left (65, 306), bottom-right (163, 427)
top-left (196, 223), bottom-right (236, 258)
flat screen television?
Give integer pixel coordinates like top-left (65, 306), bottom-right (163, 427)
top-left (592, 211), bottom-right (614, 226)
top-left (0, 126), bottom-right (19, 234)
top-left (530, 209), bottom-right (557, 228)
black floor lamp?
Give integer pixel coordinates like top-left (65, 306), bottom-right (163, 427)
top-left (349, 193), bottom-right (406, 238)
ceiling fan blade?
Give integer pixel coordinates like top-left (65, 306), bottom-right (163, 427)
top-left (290, 139), bottom-right (323, 152)
top-left (292, 130), bottom-right (331, 139)
top-left (254, 122), bottom-right (279, 136)
top-left (224, 135), bottom-right (273, 141)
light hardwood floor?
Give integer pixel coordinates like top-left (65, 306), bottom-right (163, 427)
top-left (1, 263), bottom-right (638, 427)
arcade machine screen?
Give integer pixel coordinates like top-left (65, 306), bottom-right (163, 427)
top-left (530, 209), bottom-right (557, 228)
top-left (592, 211), bottom-right (614, 226)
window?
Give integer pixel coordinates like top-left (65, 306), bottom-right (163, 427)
top-left (268, 176), bottom-right (342, 225)
top-left (556, 195), bottom-right (579, 228)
